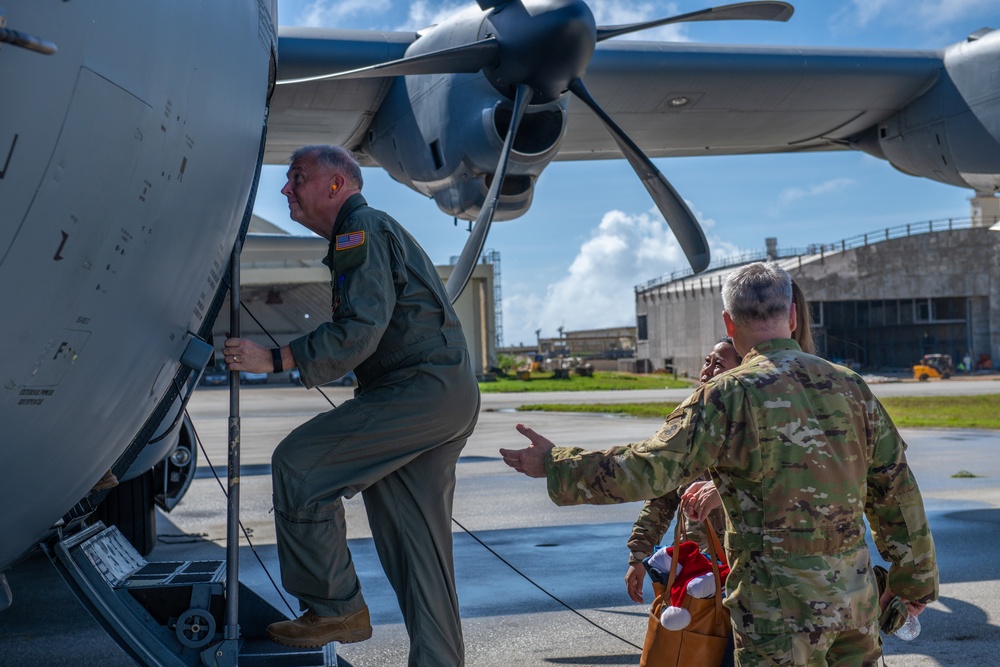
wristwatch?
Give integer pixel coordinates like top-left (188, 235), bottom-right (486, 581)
top-left (271, 347), bottom-right (283, 374)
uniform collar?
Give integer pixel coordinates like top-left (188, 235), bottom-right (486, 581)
top-left (332, 193), bottom-right (367, 238)
top-left (742, 337), bottom-right (801, 364)
top-left (323, 194), bottom-right (368, 267)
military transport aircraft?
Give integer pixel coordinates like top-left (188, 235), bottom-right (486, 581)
top-left (2, 0), bottom-right (1000, 662)
top-left (0, 0), bottom-right (276, 606)
top-left (266, 0), bottom-right (1000, 300)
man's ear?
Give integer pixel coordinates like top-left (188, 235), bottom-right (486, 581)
top-left (723, 311), bottom-right (735, 337)
top-left (789, 301), bottom-right (797, 333)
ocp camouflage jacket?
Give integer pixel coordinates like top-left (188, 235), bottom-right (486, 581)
top-left (546, 338), bottom-right (938, 636)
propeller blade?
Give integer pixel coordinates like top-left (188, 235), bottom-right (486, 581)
top-left (277, 36), bottom-right (498, 85)
top-left (446, 83), bottom-right (533, 303)
top-left (596, 1), bottom-right (793, 42)
top-left (568, 78), bottom-right (710, 273)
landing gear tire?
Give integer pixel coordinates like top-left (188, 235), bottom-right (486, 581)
top-left (93, 469), bottom-right (157, 556)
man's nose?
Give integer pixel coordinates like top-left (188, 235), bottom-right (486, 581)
top-left (280, 182), bottom-right (292, 196)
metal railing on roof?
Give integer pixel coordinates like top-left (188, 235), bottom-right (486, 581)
top-left (636, 216), bottom-right (987, 293)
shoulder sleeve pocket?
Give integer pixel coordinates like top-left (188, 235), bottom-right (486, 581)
top-left (334, 232), bottom-right (369, 272)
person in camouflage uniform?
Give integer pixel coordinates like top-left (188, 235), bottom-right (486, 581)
top-left (502, 262), bottom-right (937, 666)
top-left (680, 280), bottom-right (816, 526)
top-left (624, 337), bottom-right (739, 604)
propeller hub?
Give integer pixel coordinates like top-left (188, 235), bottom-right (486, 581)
top-left (483, 0), bottom-right (596, 103)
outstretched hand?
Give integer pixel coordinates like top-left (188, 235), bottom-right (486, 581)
top-left (499, 423), bottom-right (556, 478)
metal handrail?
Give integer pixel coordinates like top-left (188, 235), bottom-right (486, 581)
top-left (636, 216), bottom-right (992, 292)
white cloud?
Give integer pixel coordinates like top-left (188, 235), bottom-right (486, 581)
top-left (292, 0), bottom-right (693, 39)
top-left (769, 177), bottom-right (855, 215)
top-left (503, 205), bottom-right (742, 344)
top-left (395, 0), bottom-right (693, 40)
top-left (298, 0), bottom-right (391, 27)
top-left (398, 1), bottom-right (475, 31)
top-left (844, 0), bottom-right (995, 28)
top-left (589, 0), bottom-right (690, 42)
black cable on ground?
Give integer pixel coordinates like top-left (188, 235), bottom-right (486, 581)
top-left (451, 516), bottom-right (642, 651)
top-left (234, 300), bottom-right (639, 649)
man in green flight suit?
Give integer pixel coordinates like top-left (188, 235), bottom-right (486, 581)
top-left (501, 261), bottom-right (937, 666)
top-left (225, 145), bottom-right (480, 665)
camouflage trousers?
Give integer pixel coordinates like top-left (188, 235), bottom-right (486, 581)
top-left (733, 619), bottom-right (881, 666)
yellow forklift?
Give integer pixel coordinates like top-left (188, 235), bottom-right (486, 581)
top-left (913, 354), bottom-right (954, 381)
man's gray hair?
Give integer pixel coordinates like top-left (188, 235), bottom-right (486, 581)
top-left (722, 262), bottom-right (792, 325)
top-left (290, 145), bottom-right (364, 190)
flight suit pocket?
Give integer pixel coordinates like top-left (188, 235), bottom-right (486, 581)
top-left (335, 240), bottom-right (367, 271)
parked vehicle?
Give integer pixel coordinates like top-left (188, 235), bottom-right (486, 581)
top-left (288, 368), bottom-right (355, 387)
top-left (913, 354), bottom-right (953, 381)
top-left (239, 370), bottom-right (269, 385)
top-left (333, 371), bottom-right (356, 387)
top-left (200, 364), bottom-right (228, 386)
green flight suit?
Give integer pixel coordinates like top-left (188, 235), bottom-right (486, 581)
top-left (274, 194), bottom-right (480, 666)
top-left (545, 339), bottom-right (937, 666)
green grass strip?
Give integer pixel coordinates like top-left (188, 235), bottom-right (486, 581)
top-left (516, 394), bottom-right (1000, 429)
top-left (879, 395), bottom-right (1000, 429)
top-left (516, 401), bottom-right (680, 418)
top-left (478, 371), bottom-right (692, 393)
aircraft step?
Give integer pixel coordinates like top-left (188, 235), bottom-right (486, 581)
top-left (238, 638), bottom-right (334, 666)
top-left (47, 522), bottom-right (337, 667)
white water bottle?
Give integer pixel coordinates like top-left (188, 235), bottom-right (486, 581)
top-left (894, 614), bottom-right (921, 641)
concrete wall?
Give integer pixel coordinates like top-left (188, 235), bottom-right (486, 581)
top-left (637, 276), bottom-right (728, 378)
top-left (437, 262), bottom-right (497, 375)
top-left (791, 227), bottom-right (997, 303)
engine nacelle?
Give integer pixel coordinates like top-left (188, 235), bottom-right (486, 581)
top-left (364, 72), bottom-right (567, 221)
top-left (852, 28), bottom-right (1000, 193)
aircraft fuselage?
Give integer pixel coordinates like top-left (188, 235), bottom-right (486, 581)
top-left (0, 1), bottom-right (276, 572)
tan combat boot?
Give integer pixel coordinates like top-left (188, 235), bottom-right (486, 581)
top-left (266, 608), bottom-right (372, 648)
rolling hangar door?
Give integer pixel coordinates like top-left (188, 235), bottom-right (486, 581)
top-left (809, 296), bottom-right (977, 370)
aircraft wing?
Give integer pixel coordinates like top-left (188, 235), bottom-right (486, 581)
top-left (558, 40), bottom-right (943, 160)
top-left (265, 27), bottom-right (416, 165)
top-left (268, 29), bottom-right (943, 165)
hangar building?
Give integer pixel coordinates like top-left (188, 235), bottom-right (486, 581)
top-left (635, 197), bottom-right (1000, 378)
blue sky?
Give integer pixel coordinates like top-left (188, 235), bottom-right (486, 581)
top-left (256, 0), bottom-right (1000, 347)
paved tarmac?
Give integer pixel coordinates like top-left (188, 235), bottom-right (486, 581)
top-left (2, 379), bottom-right (1000, 666)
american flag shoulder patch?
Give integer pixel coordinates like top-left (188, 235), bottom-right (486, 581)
top-left (336, 231), bottom-right (365, 250)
